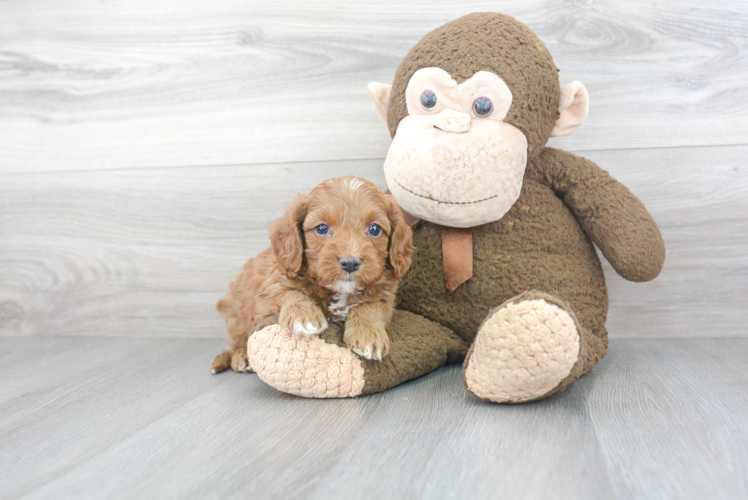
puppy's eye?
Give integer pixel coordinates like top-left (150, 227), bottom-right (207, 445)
top-left (368, 223), bottom-right (382, 237)
top-left (421, 90), bottom-right (437, 110)
top-left (472, 97), bottom-right (493, 117)
top-left (315, 224), bottom-right (329, 235)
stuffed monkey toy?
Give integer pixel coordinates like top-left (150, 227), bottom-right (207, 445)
top-left (245, 12), bottom-right (665, 403)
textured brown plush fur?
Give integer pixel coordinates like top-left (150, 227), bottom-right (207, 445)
top-left (397, 146), bottom-right (665, 344)
top-left (245, 12), bottom-right (665, 402)
top-left (376, 13), bottom-right (664, 400)
top-left (382, 149), bottom-right (663, 400)
top-left (387, 12), bottom-right (560, 161)
top-left (314, 310), bottom-right (468, 395)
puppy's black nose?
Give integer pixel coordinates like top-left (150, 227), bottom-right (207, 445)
top-left (339, 257), bottom-right (361, 274)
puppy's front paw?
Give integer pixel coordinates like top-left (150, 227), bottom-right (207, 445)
top-left (344, 323), bottom-right (390, 361)
top-left (280, 302), bottom-right (328, 336)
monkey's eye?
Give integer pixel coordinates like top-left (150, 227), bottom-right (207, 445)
top-left (315, 224), bottom-right (329, 235)
top-left (421, 90), bottom-right (437, 110)
top-left (473, 97), bottom-right (493, 117)
top-left (368, 223), bottom-right (382, 237)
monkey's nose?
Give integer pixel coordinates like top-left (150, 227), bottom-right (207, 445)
top-left (433, 108), bottom-right (471, 133)
top-left (339, 257), bottom-right (361, 274)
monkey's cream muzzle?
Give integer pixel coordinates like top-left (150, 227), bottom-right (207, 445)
top-left (384, 116), bottom-right (527, 228)
top-left (433, 109), bottom-right (471, 133)
top-left (382, 68), bottom-right (528, 228)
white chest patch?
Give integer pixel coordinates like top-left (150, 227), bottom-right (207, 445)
top-left (329, 293), bottom-right (354, 322)
top-left (327, 281), bottom-right (360, 322)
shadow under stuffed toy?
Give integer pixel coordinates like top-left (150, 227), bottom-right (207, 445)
top-left (245, 12), bottom-right (665, 403)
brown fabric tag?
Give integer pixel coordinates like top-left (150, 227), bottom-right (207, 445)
top-left (442, 227), bottom-right (473, 293)
top-left (400, 209), bottom-right (421, 227)
top-left (395, 204), bottom-right (472, 292)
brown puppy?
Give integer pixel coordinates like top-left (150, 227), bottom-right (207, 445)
top-left (212, 176), bottom-right (413, 374)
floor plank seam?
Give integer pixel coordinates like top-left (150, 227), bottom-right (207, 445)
top-left (583, 391), bottom-right (621, 500)
top-left (2, 142), bottom-right (746, 178)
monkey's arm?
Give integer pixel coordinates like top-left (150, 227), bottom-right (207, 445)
top-left (532, 147), bottom-right (665, 282)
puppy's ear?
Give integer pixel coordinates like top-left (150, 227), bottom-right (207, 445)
top-left (270, 194), bottom-right (308, 276)
top-left (386, 195), bottom-right (414, 278)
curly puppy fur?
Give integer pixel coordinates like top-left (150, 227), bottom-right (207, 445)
top-left (212, 176), bottom-right (414, 373)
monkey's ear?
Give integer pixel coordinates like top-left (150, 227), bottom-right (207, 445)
top-left (270, 195), bottom-right (308, 277)
top-left (551, 81), bottom-right (589, 137)
top-left (367, 82), bottom-right (392, 126)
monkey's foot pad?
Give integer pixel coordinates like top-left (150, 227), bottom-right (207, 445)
top-left (248, 324), bottom-right (365, 398)
top-left (464, 298), bottom-right (580, 403)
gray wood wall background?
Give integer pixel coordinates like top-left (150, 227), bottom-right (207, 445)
top-left (1, 0), bottom-right (747, 340)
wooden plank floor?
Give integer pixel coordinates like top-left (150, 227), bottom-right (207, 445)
top-left (1, 337), bottom-right (746, 499)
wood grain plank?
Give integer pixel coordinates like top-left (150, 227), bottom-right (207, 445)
top-left (582, 145), bottom-right (748, 337)
top-left (0, 144), bottom-right (745, 339)
top-left (0, 337), bottom-right (172, 427)
top-left (1, 0), bottom-right (747, 173)
top-left (586, 338), bottom-right (748, 499)
top-left (6, 338), bottom-right (612, 500)
top-left (0, 337), bottom-right (387, 499)
top-left (0, 338), bottom-right (235, 497)
top-left (4, 337), bottom-right (746, 499)
top-left (306, 368), bottom-right (615, 500)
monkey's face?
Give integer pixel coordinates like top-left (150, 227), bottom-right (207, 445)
top-left (383, 68), bottom-right (528, 228)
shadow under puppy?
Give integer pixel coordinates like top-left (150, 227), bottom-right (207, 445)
top-left (212, 176), bottom-right (414, 374)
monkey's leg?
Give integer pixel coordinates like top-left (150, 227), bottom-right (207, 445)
top-left (463, 291), bottom-right (607, 403)
top-left (247, 310), bottom-right (468, 398)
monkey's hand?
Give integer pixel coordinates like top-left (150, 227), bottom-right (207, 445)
top-left (536, 147), bottom-right (665, 282)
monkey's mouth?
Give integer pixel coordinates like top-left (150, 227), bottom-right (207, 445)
top-left (393, 178), bottom-right (500, 205)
